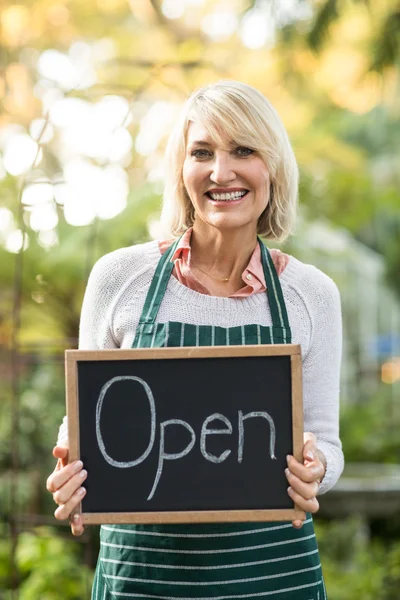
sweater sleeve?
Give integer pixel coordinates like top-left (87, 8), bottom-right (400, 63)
top-left (57, 253), bottom-right (120, 445)
top-left (298, 265), bottom-right (344, 494)
top-left (78, 253), bottom-right (121, 351)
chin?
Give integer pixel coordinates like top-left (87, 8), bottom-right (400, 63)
top-left (205, 215), bottom-right (257, 233)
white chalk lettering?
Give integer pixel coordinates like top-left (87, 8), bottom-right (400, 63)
top-left (238, 410), bottom-right (276, 462)
top-left (95, 377), bottom-right (279, 501)
top-left (147, 419), bottom-right (196, 501)
top-left (200, 413), bottom-right (232, 463)
top-left (96, 376), bottom-right (156, 468)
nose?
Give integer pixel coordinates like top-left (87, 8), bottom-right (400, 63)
top-left (210, 152), bottom-right (236, 185)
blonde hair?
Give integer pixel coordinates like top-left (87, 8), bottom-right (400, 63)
top-left (160, 80), bottom-right (299, 242)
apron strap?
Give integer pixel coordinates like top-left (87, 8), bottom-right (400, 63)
top-left (258, 238), bottom-right (291, 331)
top-left (138, 237), bottom-right (180, 325)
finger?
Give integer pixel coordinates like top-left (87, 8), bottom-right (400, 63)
top-left (287, 486), bottom-right (319, 514)
top-left (292, 519), bottom-right (304, 529)
top-left (53, 470), bottom-right (87, 505)
top-left (47, 460), bottom-right (83, 493)
top-left (54, 487), bottom-right (86, 521)
top-left (70, 513), bottom-right (85, 536)
top-left (53, 445), bottom-right (69, 459)
top-left (52, 446), bottom-right (69, 469)
top-left (285, 468), bottom-right (319, 500)
top-left (286, 455), bottom-right (324, 484)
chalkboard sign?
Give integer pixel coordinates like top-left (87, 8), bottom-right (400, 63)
top-left (65, 345), bottom-right (305, 524)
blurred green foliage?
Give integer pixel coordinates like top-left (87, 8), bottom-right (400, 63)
top-left (1, 362), bottom-right (65, 519)
top-left (0, 526), bottom-right (93, 599)
top-left (315, 517), bottom-right (400, 600)
top-left (340, 389), bottom-right (400, 464)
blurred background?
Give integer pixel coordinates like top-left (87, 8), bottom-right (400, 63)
top-left (1, 0), bottom-right (400, 598)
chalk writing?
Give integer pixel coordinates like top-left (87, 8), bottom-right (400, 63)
top-left (95, 377), bottom-right (277, 500)
top-left (238, 411), bottom-right (276, 462)
top-left (200, 413), bottom-right (232, 464)
top-left (96, 376), bottom-right (156, 468)
top-left (148, 419), bottom-right (196, 501)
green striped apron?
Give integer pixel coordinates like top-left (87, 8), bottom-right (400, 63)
top-left (92, 238), bottom-right (327, 600)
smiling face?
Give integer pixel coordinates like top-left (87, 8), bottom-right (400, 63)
top-left (182, 121), bottom-right (271, 235)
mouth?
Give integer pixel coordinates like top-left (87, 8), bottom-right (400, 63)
top-left (205, 190), bottom-right (249, 202)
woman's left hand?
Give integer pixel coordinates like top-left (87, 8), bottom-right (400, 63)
top-left (285, 432), bottom-right (326, 529)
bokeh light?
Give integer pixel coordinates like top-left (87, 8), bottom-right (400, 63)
top-left (3, 134), bottom-right (42, 175)
top-left (61, 159), bottom-right (128, 226)
top-left (0, 123), bottom-right (25, 150)
top-left (135, 102), bottom-right (179, 156)
top-left (162, 0), bottom-right (185, 20)
top-left (47, 95), bottom-right (132, 163)
top-left (38, 229), bottom-right (59, 249)
top-left (37, 50), bottom-right (78, 90)
top-left (240, 9), bottom-right (275, 49)
top-left (381, 360), bottom-right (400, 384)
top-left (29, 118), bottom-right (54, 144)
top-left (5, 229), bottom-right (29, 253)
top-left (107, 128), bottom-right (133, 163)
top-left (0, 207), bottom-right (15, 236)
top-left (1, 5), bottom-right (30, 47)
top-left (30, 203), bottom-right (59, 232)
top-left (22, 183), bottom-right (54, 206)
top-left (37, 45), bottom-right (97, 91)
top-left (201, 10), bottom-right (238, 41)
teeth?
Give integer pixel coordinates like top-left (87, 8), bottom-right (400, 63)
top-left (209, 191), bottom-right (247, 201)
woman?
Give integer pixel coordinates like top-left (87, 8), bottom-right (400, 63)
top-left (47, 80), bottom-right (343, 599)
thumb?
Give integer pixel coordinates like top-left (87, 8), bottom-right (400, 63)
top-left (303, 432), bottom-right (317, 463)
top-left (53, 445), bottom-right (69, 468)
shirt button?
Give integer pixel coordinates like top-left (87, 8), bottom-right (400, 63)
top-left (246, 274), bottom-right (253, 281)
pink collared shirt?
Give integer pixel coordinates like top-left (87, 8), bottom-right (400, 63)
top-left (158, 228), bottom-right (289, 298)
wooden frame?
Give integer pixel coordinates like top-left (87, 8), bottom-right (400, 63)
top-left (65, 344), bottom-right (305, 524)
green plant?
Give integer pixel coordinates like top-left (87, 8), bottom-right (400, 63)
top-left (340, 390), bottom-right (400, 464)
top-left (315, 517), bottom-right (400, 600)
top-left (16, 527), bottom-right (93, 599)
top-left (0, 526), bottom-right (93, 599)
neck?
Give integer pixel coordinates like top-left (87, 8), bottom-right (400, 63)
top-left (190, 222), bottom-right (258, 282)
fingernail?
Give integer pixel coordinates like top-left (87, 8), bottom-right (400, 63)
top-left (73, 514), bottom-right (80, 523)
top-left (285, 468), bottom-right (290, 477)
top-left (306, 451), bottom-right (314, 460)
top-left (286, 455), bottom-right (292, 463)
top-left (78, 487), bottom-right (86, 496)
top-left (79, 470), bottom-right (87, 479)
top-left (73, 461), bottom-right (83, 471)
top-left (287, 486), bottom-right (293, 494)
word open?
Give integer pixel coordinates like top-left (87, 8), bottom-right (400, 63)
top-left (96, 376), bottom-right (277, 500)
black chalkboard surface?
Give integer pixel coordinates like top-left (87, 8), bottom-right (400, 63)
top-left (65, 345), bottom-right (304, 524)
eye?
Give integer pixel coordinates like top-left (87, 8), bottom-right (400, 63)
top-left (234, 147), bottom-right (254, 157)
top-left (191, 148), bottom-right (212, 159)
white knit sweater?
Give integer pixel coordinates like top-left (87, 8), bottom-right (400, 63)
top-left (60, 239), bottom-right (344, 495)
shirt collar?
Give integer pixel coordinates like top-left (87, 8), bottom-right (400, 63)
top-left (171, 228), bottom-right (266, 294)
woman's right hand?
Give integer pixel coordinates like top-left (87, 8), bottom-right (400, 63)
top-left (46, 445), bottom-right (87, 536)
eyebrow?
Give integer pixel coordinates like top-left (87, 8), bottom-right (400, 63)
top-left (188, 140), bottom-right (239, 148)
top-left (188, 140), bottom-right (213, 147)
